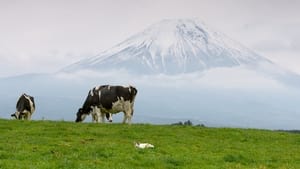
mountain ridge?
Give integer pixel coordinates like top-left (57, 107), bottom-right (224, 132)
top-left (63, 19), bottom-right (271, 74)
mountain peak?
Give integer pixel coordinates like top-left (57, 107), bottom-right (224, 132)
top-left (64, 18), bottom-right (270, 74)
top-left (137, 19), bottom-right (210, 50)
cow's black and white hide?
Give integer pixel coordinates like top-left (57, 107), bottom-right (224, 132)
top-left (75, 85), bottom-right (137, 124)
top-left (75, 85), bottom-right (112, 123)
top-left (11, 93), bottom-right (35, 120)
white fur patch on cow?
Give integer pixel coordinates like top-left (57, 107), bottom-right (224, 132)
top-left (89, 88), bottom-right (94, 96)
top-left (91, 106), bottom-right (102, 123)
top-left (23, 94), bottom-right (35, 116)
top-left (98, 90), bottom-right (101, 100)
top-left (110, 97), bottom-right (132, 114)
top-left (97, 96), bottom-right (134, 124)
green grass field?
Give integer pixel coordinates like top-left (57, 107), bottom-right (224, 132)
top-left (0, 119), bottom-right (299, 169)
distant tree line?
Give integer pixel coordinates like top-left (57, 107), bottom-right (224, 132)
top-left (171, 120), bottom-right (205, 127)
top-left (275, 130), bottom-right (300, 134)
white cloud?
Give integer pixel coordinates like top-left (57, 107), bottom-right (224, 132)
top-left (55, 65), bottom-right (288, 91)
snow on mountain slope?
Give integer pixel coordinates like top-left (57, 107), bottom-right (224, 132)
top-left (64, 19), bottom-right (271, 74)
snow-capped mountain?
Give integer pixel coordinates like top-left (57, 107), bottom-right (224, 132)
top-left (64, 19), bottom-right (271, 74)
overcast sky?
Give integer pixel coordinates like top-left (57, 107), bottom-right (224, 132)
top-left (0, 0), bottom-right (299, 77)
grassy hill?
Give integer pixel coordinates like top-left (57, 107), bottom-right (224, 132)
top-left (0, 119), bottom-right (299, 169)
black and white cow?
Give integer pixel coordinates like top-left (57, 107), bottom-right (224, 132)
top-left (11, 93), bottom-right (35, 120)
top-left (75, 85), bottom-right (137, 124)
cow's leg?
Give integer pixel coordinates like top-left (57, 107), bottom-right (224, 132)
top-left (109, 113), bottom-right (113, 122)
top-left (27, 112), bottom-right (32, 120)
top-left (123, 110), bottom-right (133, 124)
top-left (95, 107), bottom-right (101, 123)
top-left (94, 106), bottom-right (100, 123)
top-left (91, 106), bottom-right (100, 123)
top-left (27, 111), bottom-right (32, 120)
top-left (91, 113), bottom-right (97, 123)
top-left (24, 110), bottom-right (30, 120)
top-left (19, 113), bottom-right (23, 120)
top-left (100, 112), bottom-right (105, 123)
top-left (17, 111), bottom-right (23, 120)
top-left (91, 106), bottom-right (96, 123)
top-left (91, 106), bottom-right (99, 123)
top-left (122, 112), bottom-right (127, 124)
top-left (126, 113), bottom-right (132, 124)
top-left (122, 104), bottom-right (134, 124)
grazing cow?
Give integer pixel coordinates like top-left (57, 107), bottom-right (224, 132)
top-left (75, 85), bottom-right (137, 124)
top-left (11, 93), bottom-right (35, 120)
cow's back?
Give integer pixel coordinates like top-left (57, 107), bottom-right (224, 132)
top-left (99, 86), bottom-right (119, 110)
top-left (16, 95), bottom-right (29, 112)
top-left (115, 86), bottom-right (137, 102)
top-left (99, 85), bottom-right (137, 110)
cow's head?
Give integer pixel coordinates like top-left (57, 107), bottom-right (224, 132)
top-left (11, 112), bottom-right (19, 119)
top-left (11, 111), bottom-right (26, 120)
top-left (75, 108), bottom-right (88, 122)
